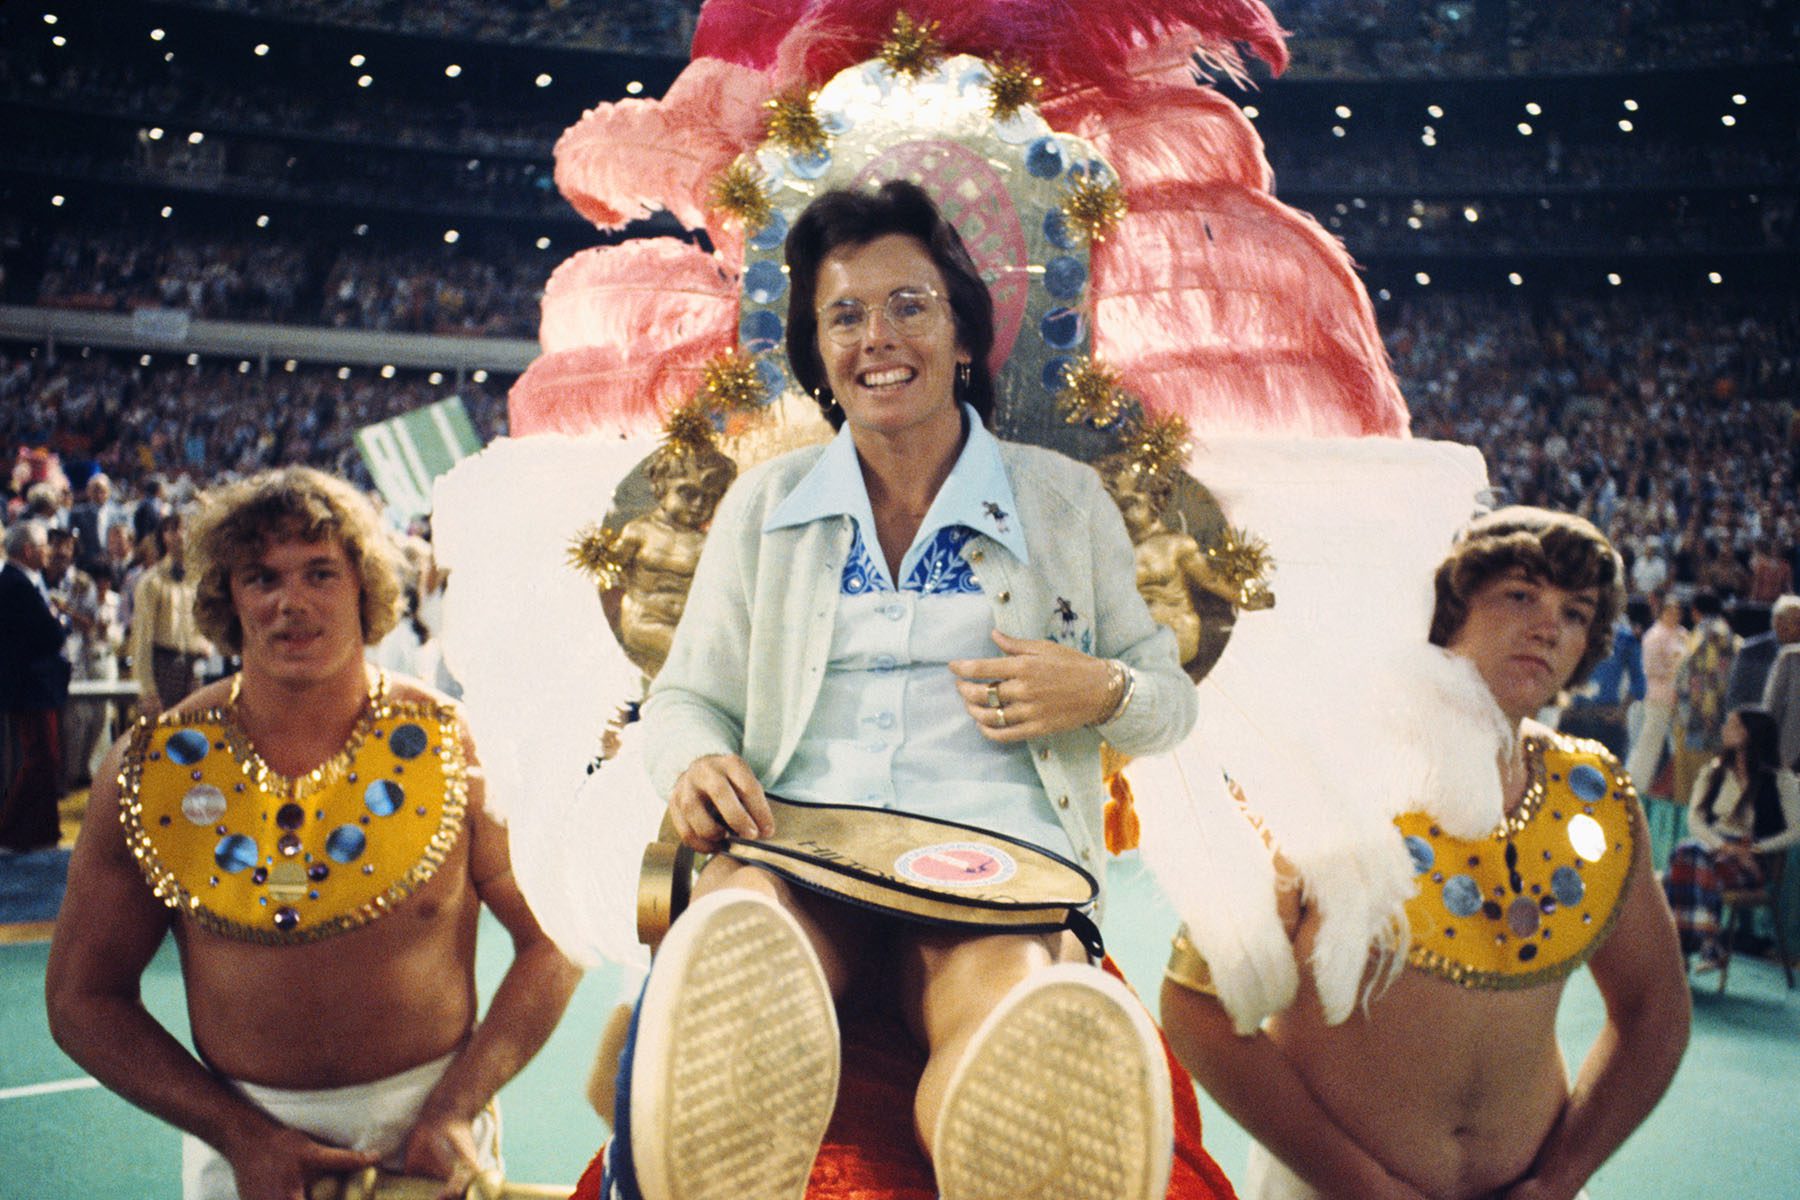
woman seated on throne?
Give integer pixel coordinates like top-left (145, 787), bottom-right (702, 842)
top-left (606, 180), bottom-right (1209, 1200)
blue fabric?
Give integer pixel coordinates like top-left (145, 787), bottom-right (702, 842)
top-left (598, 982), bottom-right (650, 1200)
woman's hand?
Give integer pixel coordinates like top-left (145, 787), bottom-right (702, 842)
top-left (668, 753), bottom-right (773, 853)
top-left (949, 630), bottom-right (1118, 742)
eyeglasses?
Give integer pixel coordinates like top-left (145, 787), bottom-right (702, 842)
top-left (816, 287), bottom-right (947, 346)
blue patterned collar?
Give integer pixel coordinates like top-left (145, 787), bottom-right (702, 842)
top-left (764, 406), bottom-right (1030, 584)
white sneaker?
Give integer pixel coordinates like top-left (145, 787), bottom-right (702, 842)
top-left (933, 963), bottom-right (1173, 1200)
top-left (628, 889), bottom-right (840, 1200)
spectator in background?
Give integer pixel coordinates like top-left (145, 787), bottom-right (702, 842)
top-left (129, 513), bottom-right (212, 717)
top-left (1672, 592), bottom-right (1738, 806)
top-left (1562, 596), bottom-right (1650, 758)
top-left (68, 474), bottom-right (114, 579)
top-left (1727, 594), bottom-right (1800, 711)
top-left (0, 520), bottom-right (71, 853)
top-left (1628, 596), bottom-right (1689, 796)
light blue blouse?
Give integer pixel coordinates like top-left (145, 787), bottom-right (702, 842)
top-left (761, 413), bottom-right (1075, 859)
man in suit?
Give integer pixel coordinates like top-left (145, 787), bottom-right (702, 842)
top-left (1726, 594), bottom-right (1800, 711)
top-left (0, 519), bottom-right (72, 853)
top-left (68, 473), bottom-right (114, 580)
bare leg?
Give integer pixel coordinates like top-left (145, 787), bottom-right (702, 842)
top-left (898, 928), bottom-right (1086, 1156)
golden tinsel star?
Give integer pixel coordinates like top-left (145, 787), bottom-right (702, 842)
top-left (696, 350), bottom-right (765, 414)
top-left (661, 402), bottom-right (718, 457)
top-left (1205, 527), bottom-right (1277, 611)
top-left (1061, 175), bottom-right (1128, 243)
top-left (880, 11), bottom-right (945, 78)
top-left (1055, 357), bottom-right (1128, 429)
top-left (709, 158), bottom-right (772, 228)
top-left (1124, 411), bottom-right (1191, 483)
top-left (985, 58), bottom-right (1042, 123)
top-left (568, 524), bottom-right (627, 591)
top-left (763, 88), bottom-right (827, 157)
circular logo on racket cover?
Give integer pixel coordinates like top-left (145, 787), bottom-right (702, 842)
top-left (895, 842), bottom-right (1018, 888)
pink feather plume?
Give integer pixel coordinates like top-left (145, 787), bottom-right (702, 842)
top-left (554, 58), bottom-right (770, 234)
top-left (1092, 181), bottom-right (1408, 438)
top-left (694, 0), bottom-right (1287, 94)
top-left (537, 239), bottom-right (739, 357)
top-left (1045, 77), bottom-right (1271, 194)
top-left (512, 239), bottom-right (740, 439)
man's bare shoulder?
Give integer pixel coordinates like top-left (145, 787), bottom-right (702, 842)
top-left (172, 678), bottom-right (234, 716)
top-left (381, 671), bottom-right (461, 714)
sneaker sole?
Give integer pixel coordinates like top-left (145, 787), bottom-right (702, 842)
top-left (934, 964), bottom-right (1172, 1200)
top-left (630, 890), bottom-right (840, 1200)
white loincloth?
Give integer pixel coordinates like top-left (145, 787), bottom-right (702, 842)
top-left (1243, 1143), bottom-right (1589, 1200)
top-left (181, 1050), bottom-right (501, 1200)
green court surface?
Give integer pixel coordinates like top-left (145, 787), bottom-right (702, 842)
top-left (4, 853), bottom-right (1796, 1198)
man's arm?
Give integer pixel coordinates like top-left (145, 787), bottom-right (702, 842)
top-left (400, 755), bottom-right (583, 1191)
top-left (1497, 802), bottom-right (1691, 1200)
top-left (1161, 981), bottom-right (1431, 1200)
top-left (44, 734), bottom-right (378, 1200)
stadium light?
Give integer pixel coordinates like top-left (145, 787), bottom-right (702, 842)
top-left (1463, 206), bottom-right (1479, 222)
top-left (1414, 273), bottom-right (1431, 286)
top-left (141, 355), bottom-right (153, 366)
top-left (160, 205), bottom-right (173, 218)
top-left (284, 360), bottom-right (298, 372)
top-left (51, 194), bottom-right (64, 207)
top-left (1606, 273), bottom-right (1622, 286)
top-left (446, 64), bottom-right (462, 78)
top-left (1731, 93), bottom-right (1747, 106)
top-left (1622, 98), bottom-right (1638, 111)
top-left (357, 74), bottom-right (372, 88)
top-left (536, 236), bottom-right (551, 249)
top-left (1619, 119), bottom-right (1634, 132)
top-left (626, 81), bottom-right (644, 95)
top-left (1427, 104), bottom-right (1443, 118)
top-left (1331, 125), bottom-right (1346, 138)
top-left (1525, 102), bottom-right (1541, 115)
top-left (43, 13), bottom-right (57, 24)
top-left (238, 361), bottom-right (251, 374)
top-left (164, 52), bottom-right (173, 62)
top-left (380, 365), bottom-right (397, 379)
top-left (443, 229), bottom-right (460, 244)
top-left (1335, 105), bottom-right (1352, 118)
top-left (188, 131), bottom-right (204, 144)
top-left (1407, 216), bottom-right (1423, 229)
top-left (1708, 272), bottom-right (1723, 284)
top-left (350, 53), bottom-right (365, 66)
top-left (150, 28), bottom-right (165, 41)
top-left (430, 372), bottom-right (445, 385)
top-left (472, 369), bottom-right (489, 383)
top-left (338, 367), bottom-right (352, 379)
top-left (148, 127), bottom-right (164, 139)
top-left (536, 73), bottom-right (553, 87)
top-left (1243, 105), bottom-right (1259, 119)
top-left (355, 223), bottom-right (369, 235)
top-left (1508, 273), bottom-right (1524, 286)
top-left (187, 354), bottom-right (199, 366)
top-left (254, 43), bottom-right (269, 56)
top-left (255, 214), bottom-right (270, 228)
top-left (1517, 122), bottom-right (1533, 136)
top-left (52, 35), bottom-right (66, 46)
top-left (1721, 115), bottom-right (1737, 127)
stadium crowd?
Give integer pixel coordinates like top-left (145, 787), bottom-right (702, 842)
top-left (16, 222), bottom-right (547, 337)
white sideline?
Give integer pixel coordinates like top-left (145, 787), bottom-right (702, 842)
top-left (0, 1077), bottom-right (100, 1102)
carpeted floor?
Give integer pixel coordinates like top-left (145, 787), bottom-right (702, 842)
top-left (0, 848), bottom-right (71, 926)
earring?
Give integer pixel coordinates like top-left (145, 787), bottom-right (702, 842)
top-left (956, 362), bottom-right (971, 387)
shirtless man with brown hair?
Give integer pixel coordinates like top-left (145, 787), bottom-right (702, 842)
top-left (1161, 507), bottom-right (1691, 1200)
top-left (47, 467), bottom-right (581, 1200)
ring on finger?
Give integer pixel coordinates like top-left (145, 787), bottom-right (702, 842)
top-left (985, 682), bottom-right (1003, 710)
top-left (995, 705), bottom-right (1008, 729)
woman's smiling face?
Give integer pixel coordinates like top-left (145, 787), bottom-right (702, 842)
top-left (815, 233), bottom-right (969, 443)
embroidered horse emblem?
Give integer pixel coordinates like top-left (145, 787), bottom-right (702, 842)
top-left (981, 500), bottom-right (1010, 532)
top-left (1055, 597), bottom-right (1078, 626)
